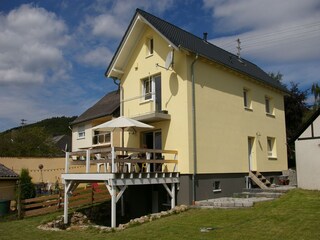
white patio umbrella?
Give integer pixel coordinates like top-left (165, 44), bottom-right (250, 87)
top-left (92, 116), bottom-right (154, 148)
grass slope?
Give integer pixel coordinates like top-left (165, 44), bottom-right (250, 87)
top-left (0, 189), bottom-right (319, 240)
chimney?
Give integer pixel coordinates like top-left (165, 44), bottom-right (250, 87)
top-left (203, 32), bottom-right (208, 42)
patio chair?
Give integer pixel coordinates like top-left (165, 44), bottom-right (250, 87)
top-left (141, 152), bottom-right (151, 172)
top-left (95, 154), bottom-right (107, 173)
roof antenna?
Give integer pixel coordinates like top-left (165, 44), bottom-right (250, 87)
top-left (236, 38), bottom-right (242, 60)
top-left (236, 38), bottom-right (245, 64)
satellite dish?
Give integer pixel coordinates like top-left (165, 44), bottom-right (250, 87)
top-left (164, 51), bottom-right (173, 69)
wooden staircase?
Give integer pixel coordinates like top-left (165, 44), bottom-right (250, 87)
top-left (249, 171), bottom-right (271, 189)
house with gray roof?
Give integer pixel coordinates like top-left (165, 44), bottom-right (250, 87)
top-left (63, 9), bottom-right (289, 227)
top-left (0, 163), bottom-right (19, 205)
top-left (105, 8), bottom-right (288, 203)
top-left (71, 90), bottom-right (120, 151)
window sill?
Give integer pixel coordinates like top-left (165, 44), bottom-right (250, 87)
top-left (213, 189), bottom-right (222, 193)
top-left (77, 137), bottom-right (85, 140)
top-left (266, 113), bottom-right (275, 118)
top-left (140, 99), bottom-right (154, 105)
top-left (268, 156), bottom-right (277, 160)
top-left (244, 107), bottom-right (253, 112)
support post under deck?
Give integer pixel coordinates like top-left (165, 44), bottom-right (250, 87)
top-left (111, 185), bottom-right (116, 228)
top-left (171, 183), bottom-right (176, 209)
top-left (63, 181), bottom-right (69, 224)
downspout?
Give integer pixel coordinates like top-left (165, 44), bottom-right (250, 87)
top-left (191, 53), bottom-right (198, 205)
top-left (111, 77), bottom-right (123, 116)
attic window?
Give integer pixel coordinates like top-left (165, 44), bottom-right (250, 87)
top-left (146, 37), bottom-right (154, 56)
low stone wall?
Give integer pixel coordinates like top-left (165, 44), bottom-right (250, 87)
top-left (38, 205), bottom-right (189, 232)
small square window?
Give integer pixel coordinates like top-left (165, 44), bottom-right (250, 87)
top-left (213, 181), bottom-right (221, 192)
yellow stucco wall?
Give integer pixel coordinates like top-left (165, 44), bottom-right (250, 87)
top-left (118, 25), bottom-right (287, 175)
top-left (121, 26), bottom-right (191, 172)
top-left (191, 59), bottom-right (287, 174)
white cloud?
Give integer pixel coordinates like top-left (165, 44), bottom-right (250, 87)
top-left (0, 4), bottom-right (71, 84)
top-left (78, 46), bottom-right (113, 67)
top-left (76, 0), bottom-right (174, 67)
top-left (204, 0), bottom-right (320, 65)
top-left (91, 14), bottom-right (126, 38)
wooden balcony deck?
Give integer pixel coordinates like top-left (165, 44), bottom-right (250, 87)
top-left (61, 146), bottom-right (179, 228)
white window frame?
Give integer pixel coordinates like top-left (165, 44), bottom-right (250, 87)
top-left (77, 125), bottom-right (85, 139)
top-left (142, 76), bottom-right (155, 101)
top-left (267, 137), bottom-right (277, 159)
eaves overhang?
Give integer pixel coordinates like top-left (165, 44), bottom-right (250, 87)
top-left (105, 12), bottom-right (177, 80)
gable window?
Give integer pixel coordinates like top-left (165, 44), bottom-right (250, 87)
top-left (243, 88), bottom-right (252, 110)
top-left (267, 137), bottom-right (277, 159)
top-left (146, 37), bottom-right (154, 56)
top-left (143, 77), bottom-right (153, 100)
top-left (78, 125), bottom-right (85, 139)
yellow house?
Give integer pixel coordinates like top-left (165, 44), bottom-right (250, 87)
top-left (105, 9), bottom-right (288, 204)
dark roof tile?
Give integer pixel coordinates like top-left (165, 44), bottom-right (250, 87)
top-left (112, 9), bottom-right (287, 93)
top-left (71, 90), bottom-right (120, 125)
top-left (0, 164), bottom-right (19, 179)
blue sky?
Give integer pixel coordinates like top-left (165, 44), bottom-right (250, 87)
top-left (0, 0), bottom-right (319, 132)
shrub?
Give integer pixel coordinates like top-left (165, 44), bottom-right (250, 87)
top-left (20, 168), bottom-right (36, 200)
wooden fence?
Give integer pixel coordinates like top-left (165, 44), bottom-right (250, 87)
top-left (21, 184), bottom-right (110, 217)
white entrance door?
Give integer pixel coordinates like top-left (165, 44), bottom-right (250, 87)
top-left (248, 137), bottom-right (255, 171)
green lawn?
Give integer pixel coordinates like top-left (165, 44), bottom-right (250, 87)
top-left (1, 189), bottom-right (320, 240)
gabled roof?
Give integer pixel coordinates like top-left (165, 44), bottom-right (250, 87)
top-left (290, 108), bottom-right (320, 143)
top-left (106, 8), bottom-right (287, 93)
top-left (71, 90), bottom-right (120, 125)
top-left (0, 164), bottom-right (19, 179)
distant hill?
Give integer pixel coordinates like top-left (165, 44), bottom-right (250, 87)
top-left (0, 116), bottom-right (77, 157)
top-left (2, 116), bottom-right (77, 136)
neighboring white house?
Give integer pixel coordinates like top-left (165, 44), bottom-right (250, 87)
top-left (71, 90), bottom-right (120, 151)
top-left (293, 108), bottom-right (320, 190)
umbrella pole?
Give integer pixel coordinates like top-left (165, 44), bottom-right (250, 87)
top-left (122, 127), bottom-right (125, 155)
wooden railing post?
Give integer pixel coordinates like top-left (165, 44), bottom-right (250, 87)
top-left (111, 147), bottom-right (115, 173)
top-left (65, 152), bottom-right (70, 173)
top-left (86, 149), bottom-right (90, 173)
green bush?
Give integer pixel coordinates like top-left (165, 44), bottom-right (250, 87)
top-left (20, 168), bottom-right (36, 200)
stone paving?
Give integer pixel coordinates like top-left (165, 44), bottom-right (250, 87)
top-left (194, 185), bottom-right (296, 209)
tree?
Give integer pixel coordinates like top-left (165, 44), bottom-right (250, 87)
top-left (0, 127), bottom-right (61, 157)
top-left (269, 73), bottom-right (308, 167)
top-left (269, 71), bottom-right (283, 84)
top-left (311, 83), bottom-right (320, 108)
top-left (19, 168), bottom-right (36, 200)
